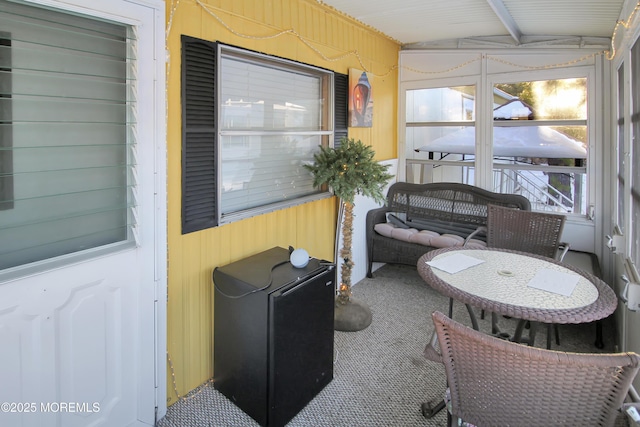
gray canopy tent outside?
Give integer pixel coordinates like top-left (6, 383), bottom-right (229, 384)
top-left (416, 125), bottom-right (587, 160)
top-left (415, 124), bottom-right (587, 212)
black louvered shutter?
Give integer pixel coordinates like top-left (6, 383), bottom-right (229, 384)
top-left (334, 72), bottom-right (348, 148)
top-left (181, 36), bottom-right (218, 234)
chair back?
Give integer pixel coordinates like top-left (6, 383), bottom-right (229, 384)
top-left (431, 311), bottom-right (640, 427)
top-left (487, 204), bottom-right (565, 259)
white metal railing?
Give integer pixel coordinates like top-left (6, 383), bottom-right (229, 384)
top-left (405, 159), bottom-right (587, 214)
top-left (492, 168), bottom-right (575, 212)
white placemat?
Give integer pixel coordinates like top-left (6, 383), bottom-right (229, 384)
top-left (426, 253), bottom-right (485, 274)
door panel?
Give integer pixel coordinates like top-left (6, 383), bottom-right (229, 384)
top-left (0, 251), bottom-right (144, 427)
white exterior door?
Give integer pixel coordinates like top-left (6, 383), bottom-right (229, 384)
top-left (0, 1), bottom-right (166, 426)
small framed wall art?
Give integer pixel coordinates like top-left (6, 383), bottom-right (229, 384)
top-left (348, 68), bottom-right (373, 127)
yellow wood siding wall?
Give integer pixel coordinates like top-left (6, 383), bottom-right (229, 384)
top-left (165, 0), bottom-right (399, 404)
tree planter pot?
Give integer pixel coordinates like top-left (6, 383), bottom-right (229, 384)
top-left (334, 297), bottom-right (372, 332)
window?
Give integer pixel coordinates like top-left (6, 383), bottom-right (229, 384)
top-left (181, 37), bottom-right (337, 233)
top-left (491, 78), bottom-right (587, 214)
top-left (617, 64), bottom-right (626, 233)
top-left (404, 70), bottom-right (591, 216)
top-left (631, 37), bottom-right (640, 266)
top-left (405, 85), bottom-right (476, 184)
top-left (0, 1), bottom-right (136, 271)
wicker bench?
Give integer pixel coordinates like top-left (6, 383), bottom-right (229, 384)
top-left (365, 182), bottom-right (531, 278)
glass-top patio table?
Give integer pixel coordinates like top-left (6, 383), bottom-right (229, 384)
top-left (417, 246), bottom-right (618, 345)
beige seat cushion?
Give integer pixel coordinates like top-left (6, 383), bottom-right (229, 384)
top-left (376, 222), bottom-right (472, 249)
top-left (389, 227), bottom-right (419, 242)
top-left (430, 234), bottom-right (465, 248)
top-left (409, 230), bottom-right (440, 246)
top-left (374, 222), bottom-right (396, 237)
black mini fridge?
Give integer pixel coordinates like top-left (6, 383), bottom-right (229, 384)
top-left (212, 247), bottom-right (336, 427)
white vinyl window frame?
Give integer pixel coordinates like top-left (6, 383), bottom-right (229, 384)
top-left (630, 37), bottom-right (640, 267)
top-left (401, 64), bottom-right (596, 220)
top-left (610, 38), bottom-right (640, 266)
top-left (615, 61), bottom-right (627, 236)
top-left (401, 75), bottom-right (481, 185)
top-left (615, 47), bottom-right (635, 266)
top-left (486, 66), bottom-right (595, 218)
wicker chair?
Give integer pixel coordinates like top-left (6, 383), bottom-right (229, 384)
top-left (426, 311), bottom-right (640, 427)
top-left (486, 204), bottom-right (568, 260)
top-left (484, 204), bottom-right (569, 348)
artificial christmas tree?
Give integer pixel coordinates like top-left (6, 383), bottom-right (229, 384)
top-left (305, 138), bottom-right (393, 331)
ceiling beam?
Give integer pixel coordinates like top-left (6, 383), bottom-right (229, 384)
top-left (485, 0), bottom-right (521, 45)
top-left (401, 35), bottom-right (611, 50)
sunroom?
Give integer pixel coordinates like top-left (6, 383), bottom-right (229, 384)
top-left (1, 0), bottom-right (640, 426)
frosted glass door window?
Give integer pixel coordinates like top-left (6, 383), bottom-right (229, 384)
top-left (0, 1), bottom-right (135, 271)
